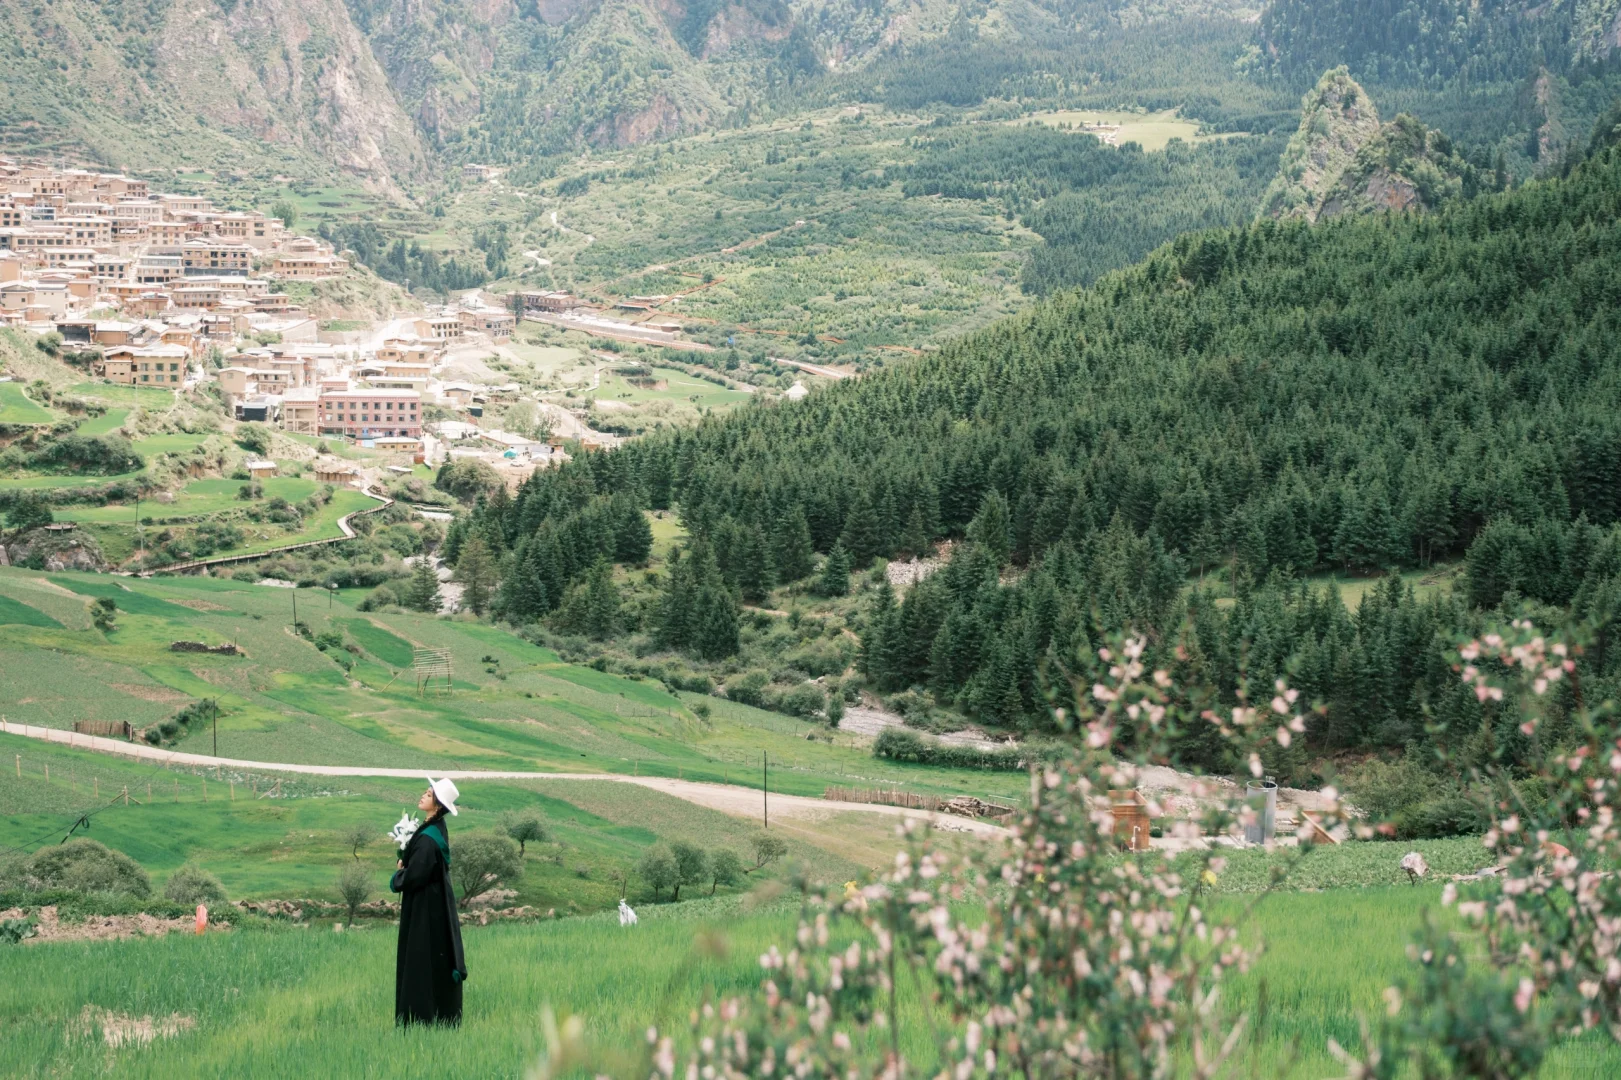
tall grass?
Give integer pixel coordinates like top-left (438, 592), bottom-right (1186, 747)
top-left (3, 889), bottom-right (1617, 1077)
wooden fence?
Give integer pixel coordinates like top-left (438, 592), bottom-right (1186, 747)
top-left (823, 786), bottom-right (1017, 819)
top-left (73, 720), bottom-right (132, 741)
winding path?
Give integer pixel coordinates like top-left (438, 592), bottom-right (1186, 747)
top-left (0, 720), bottom-right (1007, 836)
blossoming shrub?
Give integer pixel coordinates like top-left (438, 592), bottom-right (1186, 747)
top-left (642, 637), bottom-right (1337, 1079)
top-left (1335, 619), bottom-right (1621, 1078)
top-left (525, 621), bottom-right (1621, 1079)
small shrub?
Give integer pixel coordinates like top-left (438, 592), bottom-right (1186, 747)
top-left (776, 682), bottom-right (827, 719)
top-left (23, 839), bottom-right (150, 897)
top-left (1395, 796), bottom-right (1489, 839)
top-left (872, 727), bottom-right (1034, 771)
top-left (499, 810), bottom-right (548, 856)
top-left (638, 845), bottom-right (679, 901)
top-left (748, 832), bottom-right (787, 873)
top-left (449, 834), bottom-right (522, 908)
top-left (338, 862), bottom-right (371, 926)
top-left (723, 669), bottom-right (771, 708)
top-left (163, 864), bottom-right (227, 907)
top-left (0, 918), bottom-right (34, 945)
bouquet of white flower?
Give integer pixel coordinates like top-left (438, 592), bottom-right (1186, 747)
top-left (390, 813), bottom-right (420, 850)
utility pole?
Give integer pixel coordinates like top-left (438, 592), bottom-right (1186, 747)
top-left (763, 751), bottom-right (769, 829)
top-left (291, 585), bottom-right (298, 627)
top-left (135, 493), bottom-right (142, 552)
top-left (211, 699), bottom-right (218, 758)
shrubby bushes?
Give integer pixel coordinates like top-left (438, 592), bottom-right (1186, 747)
top-left (872, 727), bottom-right (1037, 771)
top-left (11, 839), bottom-right (150, 897)
top-left (163, 864), bottom-right (228, 906)
top-left (0, 433), bottom-right (142, 475)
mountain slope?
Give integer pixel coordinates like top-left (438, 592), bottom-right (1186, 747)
top-left (0, 0), bottom-right (428, 186)
top-left (1256, 0), bottom-right (1621, 85)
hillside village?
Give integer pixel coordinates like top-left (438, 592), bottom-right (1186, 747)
top-left (0, 159), bottom-right (627, 492)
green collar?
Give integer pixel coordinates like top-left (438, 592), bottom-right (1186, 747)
top-left (421, 818), bottom-right (450, 868)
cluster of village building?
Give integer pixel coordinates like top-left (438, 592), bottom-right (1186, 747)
top-left (0, 160), bottom-right (598, 484)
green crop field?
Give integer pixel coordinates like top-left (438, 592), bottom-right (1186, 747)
top-left (67, 383), bottom-right (177, 407)
top-left (0, 381), bottom-right (55, 424)
top-left (1, 876), bottom-right (1616, 1078)
top-left (592, 366), bottom-right (751, 410)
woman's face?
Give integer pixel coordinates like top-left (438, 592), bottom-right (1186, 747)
top-left (418, 788), bottom-right (438, 815)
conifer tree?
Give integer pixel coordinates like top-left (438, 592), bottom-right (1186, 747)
top-left (692, 580), bottom-right (740, 661)
top-left (898, 506), bottom-right (930, 561)
top-left (456, 535), bottom-right (496, 616)
top-left (734, 527), bottom-right (775, 604)
top-left (773, 508), bottom-right (815, 583)
top-left (581, 560), bottom-right (619, 640)
top-left (816, 541), bottom-right (852, 597)
top-left (860, 581), bottom-right (898, 687)
top-left (841, 492), bottom-right (882, 566)
top-left (613, 497), bottom-right (654, 564)
top-left (968, 490), bottom-right (1013, 564)
top-left (496, 537), bottom-right (548, 622)
top-left (405, 557), bottom-right (442, 614)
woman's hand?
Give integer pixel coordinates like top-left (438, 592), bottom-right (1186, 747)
top-left (397, 859), bottom-right (404, 870)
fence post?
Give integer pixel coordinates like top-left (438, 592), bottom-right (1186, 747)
top-left (44, 764), bottom-right (48, 783)
top-left (13, 755), bottom-right (18, 779)
top-left (123, 787), bottom-right (129, 806)
top-left (174, 778), bottom-right (179, 803)
top-left (147, 781), bottom-right (151, 802)
top-left (230, 780), bottom-right (234, 801)
top-left (94, 777), bottom-right (98, 799)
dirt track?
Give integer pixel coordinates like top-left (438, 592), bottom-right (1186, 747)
top-left (0, 721), bottom-right (1008, 837)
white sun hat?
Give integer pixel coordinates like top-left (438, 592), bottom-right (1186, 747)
top-left (427, 776), bottom-right (460, 816)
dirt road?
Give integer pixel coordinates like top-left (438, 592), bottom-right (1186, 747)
top-left (0, 721), bottom-right (1007, 837)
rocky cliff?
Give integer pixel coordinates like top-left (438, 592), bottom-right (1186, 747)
top-left (1260, 68), bottom-right (1481, 222)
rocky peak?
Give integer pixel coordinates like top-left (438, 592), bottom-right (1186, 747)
top-left (1260, 67), bottom-right (1481, 223)
top-left (1258, 67), bottom-right (1382, 221)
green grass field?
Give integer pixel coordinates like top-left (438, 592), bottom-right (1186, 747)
top-left (75, 407), bottom-right (130, 435)
top-left (0, 381), bottom-right (55, 424)
top-left (67, 382), bottom-right (177, 407)
top-left (593, 366), bottom-right (751, 410)
top-left (1, 878), bottom-right (1616, 1078)
top-left (53, 478), bottom-right (319, 524)
top-left (0, 566), bottom-right (1027, 798)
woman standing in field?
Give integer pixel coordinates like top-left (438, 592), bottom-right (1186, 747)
top-left (392, 777), bottom-right (467, 1026)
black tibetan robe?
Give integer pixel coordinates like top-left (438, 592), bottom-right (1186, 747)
top-left (391, 817), bottom-right (467, 1026)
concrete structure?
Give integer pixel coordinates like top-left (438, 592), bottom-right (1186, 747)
top-left (318, 389), bottom-right (422, 439)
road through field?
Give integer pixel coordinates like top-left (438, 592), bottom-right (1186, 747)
top-left (0, 721), bottom-right (1008, 836)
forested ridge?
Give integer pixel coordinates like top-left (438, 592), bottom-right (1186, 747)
top-left (447, 145), bottom-right (1621, 776)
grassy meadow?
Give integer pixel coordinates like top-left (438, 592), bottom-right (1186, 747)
top-left (0, 564), bottom-right (1030, 797)
top-left (4, 880), bottom-right (1619, 1078)
top-left (0, 381), bottom-right (56, 424)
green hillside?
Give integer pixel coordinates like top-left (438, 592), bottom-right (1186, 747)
top-left (0, 565), bottom-right (1022, 798)
top-left (440, 142), bottom-right (1621, 774)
